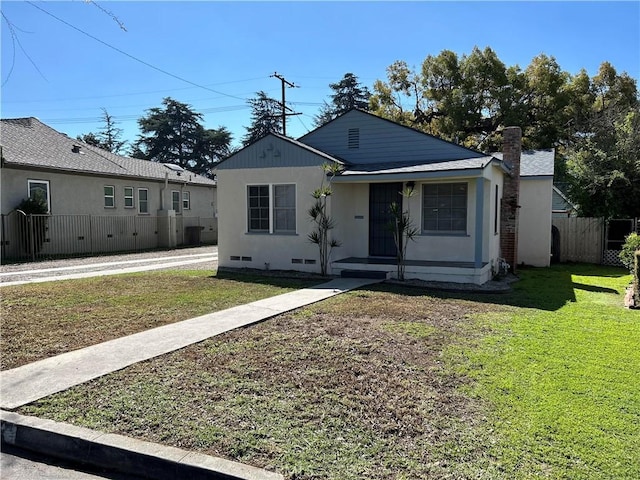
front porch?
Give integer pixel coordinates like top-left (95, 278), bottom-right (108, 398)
top-left (331, 257), bottom-right (493, 285)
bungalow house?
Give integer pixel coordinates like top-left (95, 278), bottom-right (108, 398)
top-left (215, 110), bottom-right (552, 284)
top-left (0, 117), bottom-right (217, 261)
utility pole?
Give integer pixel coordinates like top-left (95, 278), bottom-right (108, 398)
top-left (270, 72), bottom-right (301, 136)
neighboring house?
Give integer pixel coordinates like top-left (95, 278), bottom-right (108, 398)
top-left (552, 185), bottom-right (577, 217)
top-left (0, 117), bottom-right (217, 260)
top-left (216, 109), bottom-right (551, 284)
top-left (493, 149), bottom-right (555, 267)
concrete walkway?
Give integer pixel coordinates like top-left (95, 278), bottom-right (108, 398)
top-left (0, 277), bottom-right (380, 410)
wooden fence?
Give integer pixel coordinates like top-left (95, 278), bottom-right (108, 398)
top-left (552, 217), bottom-right (604, 264)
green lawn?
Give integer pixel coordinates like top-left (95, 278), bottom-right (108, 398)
top-left (449, 264), bottom-right (639, 479)
top-left (15, 264), bottom-right (640, 479)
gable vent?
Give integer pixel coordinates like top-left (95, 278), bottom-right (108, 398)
top-left (348, 128), bottom-right (360, 149)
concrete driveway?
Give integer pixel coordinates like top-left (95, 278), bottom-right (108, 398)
top-left (0, 246), bottom-right (218, 286)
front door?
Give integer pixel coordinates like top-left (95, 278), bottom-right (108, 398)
top-left (369, 182), bottom-right (403, 257)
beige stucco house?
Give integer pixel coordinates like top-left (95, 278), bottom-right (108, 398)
top-left (216, 110), bottom-right (552, 284)
top-left (1, 117), bottom-right (217, 260)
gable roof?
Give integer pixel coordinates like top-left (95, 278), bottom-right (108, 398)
top-left (0, 117), bottom-right (216, 186)
top-left (299, 109), bottom-right (488, 165)
top-left (215, 132), bottom-right (345, 170)
top-left (492, 149), bottom-right (555, 177)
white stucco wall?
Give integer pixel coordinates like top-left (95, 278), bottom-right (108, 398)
top-left (518, 177), bottom-right (553, 267)
top-left (217, 165), bottom-right (328, 273)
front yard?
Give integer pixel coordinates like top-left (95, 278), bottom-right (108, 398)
top-left (3, 265), bottom-right (639, 479)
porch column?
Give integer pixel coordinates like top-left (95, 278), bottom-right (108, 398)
top-left (474, 177), bottom-right (484, 268)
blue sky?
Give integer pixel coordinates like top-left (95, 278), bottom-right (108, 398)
top-left (1, 1), bottom-right (639, 150)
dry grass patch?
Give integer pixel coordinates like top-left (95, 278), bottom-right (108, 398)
top-left (0, 270), bottom-right (317, 370)
top-left (20, 286), bottom-right (504, 479)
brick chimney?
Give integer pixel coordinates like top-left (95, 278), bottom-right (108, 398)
top-left (500, 126), bottom-right (522, 272)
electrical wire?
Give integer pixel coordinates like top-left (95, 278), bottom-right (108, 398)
top-left (25, 1), bottom-right (247, 101)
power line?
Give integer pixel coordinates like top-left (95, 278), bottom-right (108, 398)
top-left (270, 72), bottom-right (301, 136)
top-left (25, 1), bottom-right (247, 101)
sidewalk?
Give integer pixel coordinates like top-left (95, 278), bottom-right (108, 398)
top-left (1, 276), bottom-right (382, 479)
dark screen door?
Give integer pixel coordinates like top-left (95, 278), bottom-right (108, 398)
top-left (369, 183), bottom-right (403, 257)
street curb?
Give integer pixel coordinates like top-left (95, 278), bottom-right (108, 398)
top-left (1, 410), bottom-right (283, 480)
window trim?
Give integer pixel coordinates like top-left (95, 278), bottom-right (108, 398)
top-left (246, 183), bottom-right (297, 235)
top-left (27, 179), bottom-right (51, 213)
top-left (182, 191), bottom-right (190, 211)
top-left (124, 186), bottom-right (135, 209)
top-left (421, 182), bottom-right (468, 235)
top-left (104, 185), bottom-right (115, 208)
top-left (138, 188), bottom-right (149, 214)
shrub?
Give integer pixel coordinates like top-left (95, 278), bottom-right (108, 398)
top-left (619, 232), bottom-right (640, 271)
top-left (16, 196), bottom-right (48, 215)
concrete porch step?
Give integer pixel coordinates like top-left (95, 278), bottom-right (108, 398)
top-left (340, 269), bottom-right (389, 280)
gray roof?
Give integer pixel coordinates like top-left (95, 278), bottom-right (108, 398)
top-left (340, 156), bottom-right (499, 176)
top-left (0, 117), bottom-right (216, 186)
top-left (492, 149), bottom-right (555, 177)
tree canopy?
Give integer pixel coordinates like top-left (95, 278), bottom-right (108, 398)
top-left (132, 97), bottom-right (232, 178)
top-left (77, 108), bottom-right (127, 154)
top-left (314, 73), bottom-right (371, 127)
top-left (242, 91), bottom-right (282, 146)
top-left (370, 47), bottom-right (639, 218)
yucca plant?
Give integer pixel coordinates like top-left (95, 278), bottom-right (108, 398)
top-left (308, 163), bottom-right (342, 275)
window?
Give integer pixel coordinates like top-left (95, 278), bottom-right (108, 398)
top-left (124, 187), bottom-right (134, 208)
top-left (247, 184), bottom-right (296, 234)
top-left (172, 191), bottom-right (180, 212)
top-left (138, 188), bottom-right (149, 214)
top-left (182, 191), bottom-right (190, 210)
top-left (248, 185), bottom-right (270, 232)
top-left (274, 184), bottom-right (296, 232)
top-left (27, 179), bottom-right (50, 213)
top-left (422, 183), bottom-right (468, 234)
top-left (104, 186), bottom-right (115, 208)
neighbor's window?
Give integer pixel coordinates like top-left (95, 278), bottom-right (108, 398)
top-left (247, 185), bottom-right (270, 232)
top-left (172, 191), bottom-right (180, 212)
top-left (124, 187), bottom-right (134, 208)
top-left (27, 179), bottom-right (51, 213)
top-left (138, 188), bottom-right (149, 214)
top-left (422, 183), bottom-right (468, 234)
top-left (274, 184), bottom-right (296, 232)
top-left (182, 191), bottom-right (190, 210)
top-left (104, 185), bottom-right (115, 208)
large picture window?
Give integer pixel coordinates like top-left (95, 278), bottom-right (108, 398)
top-left (247, 184), bottom-right (296, 233)
top-left (28, 179), bottom-right (51, 213)
top-left (422, 183), bottom-right (468, 234)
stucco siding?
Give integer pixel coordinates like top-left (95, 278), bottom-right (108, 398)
top-left (300, 110), bottom-right (484, 165)
top-left (217, 166), bottom-right (328, 273)
top-left (518, 177), bottom-right (553, 266)
top-left (1, 167), bottom-right (215, 217)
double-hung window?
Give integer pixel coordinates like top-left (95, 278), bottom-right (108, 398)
top-left (274, 184), bottom-right (296, 233)
top-left (182, 191), bottom-right (190, 210)
top-left (138, 188), bottom-right (149, 214)
top-left (172, 191), bottom-right (180, 212)
top-left (124, 187), bottom-right (134, 208)
top-left (422, 183), bottom-right (468, 234)
top-left (248, 185), bottom-right (270, 232)
top-left (104, 185), bottom-right (115, 208)
top-left (27, 179), bottom-right (51, 213)
top-left (247, 184), bottom-right (296, 234)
